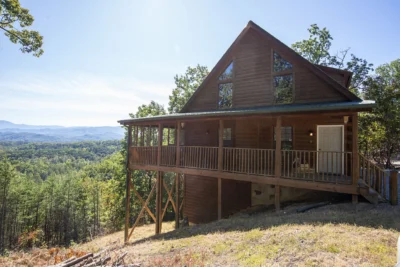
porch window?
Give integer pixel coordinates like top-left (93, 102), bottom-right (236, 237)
top-left (272, 51), bottom-right (294, 104)
top-left (218, 62), bottom-right (234, 109)
top-left (274, 126), bottom-right (293, 150)
top-left (223, 128), bottom-right (232, 140)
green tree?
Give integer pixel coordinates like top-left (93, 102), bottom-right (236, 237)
top-left (168, 65), bottom-right (209, 113)
top-left (0, 156), bottom-right (16, 254)
top-left (292, 24), bottom-right (373, 93)
top-left (359, 59), bottom-right (400, 168)
top-left (0, 0), bottom-right (43, 57)
top-left (129, 100), bottom-right (166, 119)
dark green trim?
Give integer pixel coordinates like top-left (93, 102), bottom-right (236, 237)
top-left (118, 100), bottom-right (375, 125)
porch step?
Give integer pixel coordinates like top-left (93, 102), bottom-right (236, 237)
top-left (358, 179), bottom-right (386, 204)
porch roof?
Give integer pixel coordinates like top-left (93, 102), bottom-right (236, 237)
top-left (117, 100), bottom-right (375, 125)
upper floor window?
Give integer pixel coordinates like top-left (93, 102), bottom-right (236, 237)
top-left (219, 61), bottom-right (234, 80)
top-left (273, 52), bottom-right (292, 72)
top-left (274, 75), bottom-right (293, 104)
top-left (218, 62), bottom-right (233, 109)
top-left (272, 52), bottom-right (293, 104)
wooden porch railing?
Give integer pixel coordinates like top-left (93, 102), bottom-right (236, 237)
top-left (359, 153), bottom-right (387, 198)
top-left (281, 150), bottom-right (353, 184)
top-left (130, 147), bottom-right (158, 166)
top-left (181, 146), bottom-right (218, 170)
top-left (130, 146), bottom-right (363, 185)
top-left (223, 148), bottom-right (275, 176)
top-left (161, 146), bottom-right (176, 167)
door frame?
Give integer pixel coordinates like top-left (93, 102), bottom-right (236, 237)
top-left (316, 125), bottom-right (344, 174)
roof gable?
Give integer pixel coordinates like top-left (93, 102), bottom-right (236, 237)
top-left (180, 21), bottom-right (361, 113)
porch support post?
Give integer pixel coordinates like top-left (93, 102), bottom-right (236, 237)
top-left (218, 178), bottom-right (222, 220)
top-left (155, 171), bottom-right (163, 234)
top-left (218, 120), bottom-right (223, 219)
top-left (176, 121), bottom-right (181, 167)
top-left (352, 113), bottom-right (359, 204)
top-left (124, 125), bottom-right (132, 243)
top-left (157, 124), bottom-right (162, 166)
top-left (274, 116), bottom-right (282, 212)
top-left (175, 173), bottom-right (180, 229)
top-left (218, 119), bottom-right (224, 171)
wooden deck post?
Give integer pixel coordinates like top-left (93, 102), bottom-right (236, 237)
top-left (218, 120), bottom-right (224, 171)
top-left (390, 170), bottom-right (398, 206)
top-left (175, 173), bottom-right (180, 229)
top-left (157, 124), bottom-right (162, 166)
top-left (124, 126), bottom-right (132, 243)
top-left (352, 113), bottom-right (359, 204)
top-left (176, 121), bottom-right (181, 167)
top-left (218, 178), bottom-right (222, 219)
top-left (274, 116), bottom-right (282, 212)
top-left (156, 171), bottom-right (163, 234)
top-left (217, 120), bottom-right (224, 219)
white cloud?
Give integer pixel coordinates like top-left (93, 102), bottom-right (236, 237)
top-left (0, 71), bottom-right (173, 126)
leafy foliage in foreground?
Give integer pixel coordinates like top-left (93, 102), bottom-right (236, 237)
top-left (0, 0), bottom-right (43, 57)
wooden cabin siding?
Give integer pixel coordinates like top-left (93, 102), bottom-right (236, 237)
top-left (185, 28), bottom-right (350, 113)
top-left (294, 67), bottom-right (348, 104)
top-left (184, 175), bottom-right (217, 223)
top-left (221, 179), bottom-right (251, 216)
top-left (184, 121), bottom-right (218, 146)
top-left (233, 29), bottom-right (272, 108)
top-left (184, 175), bottom-right (251, 224)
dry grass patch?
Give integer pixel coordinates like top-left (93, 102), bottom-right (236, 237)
top-left (1, 203), bottom-right (399, 266)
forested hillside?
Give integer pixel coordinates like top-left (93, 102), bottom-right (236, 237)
top-left (0, 140), bottom-right (128, 253)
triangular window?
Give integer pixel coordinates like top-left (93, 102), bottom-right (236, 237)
top-left (273, 52), bottom-right (292, 72)
top-left (219, 62), bottom-right (234, 80)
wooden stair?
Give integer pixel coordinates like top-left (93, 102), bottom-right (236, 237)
top-left (358, 153), bottom-right (389, 204)
top-left (358, 179), bottom-right (386, 204)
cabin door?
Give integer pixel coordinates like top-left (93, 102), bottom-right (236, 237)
top-left (317, 125), bottom-right (344, 174)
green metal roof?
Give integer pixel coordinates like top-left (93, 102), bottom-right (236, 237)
top-left (117, 100), bottom-right (375, 125)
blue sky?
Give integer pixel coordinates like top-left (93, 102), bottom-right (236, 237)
top-left (1, 0), bottom-right (399, 126)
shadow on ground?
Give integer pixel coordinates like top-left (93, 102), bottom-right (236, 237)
top-left (127, 201), bottom-right (400, 247)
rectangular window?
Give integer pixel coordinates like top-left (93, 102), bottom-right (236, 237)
top-left (218, 83), bottom-right (233, 109)
top-left (223, 128), bottom-right (232, 140)
top-left (274, 126), bottom-right (293, 150)
top-left (274, 75), bottom-right (293, 104)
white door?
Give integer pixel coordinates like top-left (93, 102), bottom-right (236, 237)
top-left (317, 126), bottom-right (343, 174)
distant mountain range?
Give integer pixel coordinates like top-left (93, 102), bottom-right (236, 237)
top-left (0, 120), bottom-right (124, 142)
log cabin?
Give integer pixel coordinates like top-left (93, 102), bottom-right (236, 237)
top-left (119, 21), bottom-right (388, 242)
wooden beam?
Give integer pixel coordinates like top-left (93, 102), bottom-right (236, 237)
top-left (129, 164), bottom-right (359, 194)
top-left (218, 119), bottom-right (224, 171)
top-left (155, 171), bottom-right (162, 234)
top-left (175, 173), bottom-right (180, 229)
top-left (128, 182), bottom-right (156, 240)
top-left (390, 170), bottom-right (398, 206)
top-left (124, 126), bottom-right (132, 243)
top-left (352, 113), bottom-right (359, 204)
top-left (275, 116), bottom-right (282, 178)
top-left (157, 124), bottom-right (162, 166)
top-left (176, 121), bottom-right (181, 167)
top-left (130, 184), bottom-right (156, 222)
top-left (218, 178), bottom-right (222, 219)
top-left (275, 185), bottom-right (280, 212)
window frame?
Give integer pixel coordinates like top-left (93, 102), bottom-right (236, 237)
top-left (272, 50), bottom-right (295, 104)
top-left (273, 126), bottom-right (294, 150)
top-left (217, 61), bottom-right (234, 109)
